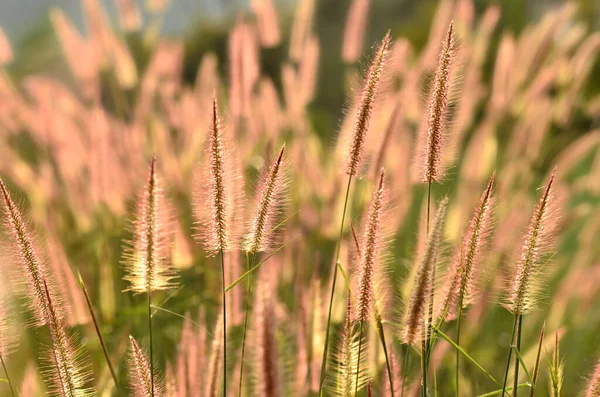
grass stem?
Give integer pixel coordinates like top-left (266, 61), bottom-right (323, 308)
top-left (355, 321), bottom-right (365, 396)
top-left (512, 316), bottom-right (523, 397)
top-left (456, 303), bottom-right (463, 396)
top-left (501, 315), bottom-right (519, 397)
top-left (220, 249), bottom-right (227, 397)
top-left (401, 344), bottom-right (409, 397)
top-left (238, 253), bottom-right (255, 397)
top-left (78, 272), bottom-right (120, 393)
top-left (148, 288), bottom-right (154, 397)
top-left (0, 355), bottom-right (16, 397)
top-left (319, 176), bottom-right (353, 395)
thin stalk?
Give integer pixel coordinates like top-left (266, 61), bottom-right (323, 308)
top-left (423, 181), bottom-right (432, 397)
top-left (401, 344), bottom-right (409, 397)
top-left (79, 272), bottom-right (120, 392)
top-left (512, 316), bottom-right (523, 397)
top-left (0, 355), bottom-right (16, 397)
top-left (319, 176), bottom-right (353, 395)
top-left (220, 249), bottom-right (227, 397)
top-left (501, 315), bottom-right (519, 397)
top-left (238, 253), bottom-right (255, 397)
top-left (148, 289), bottom-right (154, 397)
top-left (377, 322), bottom-right (395, 397)
top-left (456, 303), bottom-right (463, 396)
top-left (355, 321), bottom-right (365, 396)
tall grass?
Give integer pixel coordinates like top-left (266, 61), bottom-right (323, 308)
top-left (0, 0), bottom-right (598, 396)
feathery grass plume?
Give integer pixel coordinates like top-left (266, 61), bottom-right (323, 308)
top-left (41, 280), bottom-right (95, 397)
top-left (585, 358), bottom-right (600, 397)
top-left (401, 197), bottom-right (449, 345)
top-left (548, 331), bottom-right (564, 397)
top-left (244, 145), bottom-right (287, 254)
top-left (195, 94), bottom-right (241, 256)
top-left (439, 173), bottom-right (495, 320)
top-left (0, 177), bottom-right (62, 326)
top-left (355, 170), bottom-right (385, 323)
top-left (414, 21), bottom-right (456, 183)
top-left (345, 32), bottom-right (391, 176)
top-left (505, 169), bottom-right (559, 315)
top-left (128, 335), bottom-right (163, 397)
top-left (327, 296), bottom-right (368, 397)
top-left (123, 156), bottom-right (177, 293)
top-left (255, 279), bottom-right (280, 397)
top-left (205, 314), bottom-right (224, 397)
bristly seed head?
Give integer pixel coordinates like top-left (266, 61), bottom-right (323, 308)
top-left (402, 197), bottom-right (449, 345)
top-left (415, 21), bottom-right (456, 184)
top-left (355, 170), bottom-right (385, 323)
top-left (439, 173), bottom-right (495, 320)
top-left (346, 32), bottom-right (391, 176)
top-left (585, 358), bottom-right (600, 397)
top-left (244, 145), bottom-right (287, 254)
top-left (123, 156), bottom-right (177, 294)
top-left (128, 335), bottom-right (163, 397)
top-left (505, 169), bottom-right (559, 315)
top-left (195, 94), bottom-right (241, 256)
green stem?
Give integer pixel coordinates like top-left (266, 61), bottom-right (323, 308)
top-left (378, 322), bottom-right (395, 397)
top-left (456, 304), bottom-right (463, 397)
top-left (400, 345), bottom-right (409, 397)
top-left (423, 181), bottom-right (432, 397)
top-left (148, 289), bottom-right (154, 397)
top-left (220, 249), bottom-right (227, 397)
top-left (0, 355), bottom-right (16, 397)
top-left (512, 316), bottom-right (523, 397)
top-left (79, 273), bottom-right (120, 392)
top-left (319, 176), bottom-right (353, 395)
top-left (238, 253), bottom-right (254, 397)
top-left (501, 315), bottom-right (519, 397)
top-left (355, 321), bottom-right (365, 396)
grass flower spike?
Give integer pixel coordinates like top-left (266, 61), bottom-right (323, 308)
top-left (415, 21), bottom-right (456, 184)
top-left (128, 335), bottom-right (163, 397)
top-left (346, 32), bottom-right (391, 176)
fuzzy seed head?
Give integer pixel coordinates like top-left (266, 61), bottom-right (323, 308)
top-left (346, 33), bottom-right (391, 176)
top-left (42, 280), bottom-right (95, 397)
top-left (0, 288), bottom-right (16, 359)
top-left (195, 95), bottom-right (241, 256)
top-left (415, 21), bottom-right (456, 183)
top-left (355, 170), bottom-right (385, 322)
top-left (244, 145), bottom-right (287, 254)
top-left (128, 335), bottom-right (164, 397)
top-left (0, 178), bottom-right (63, 327)
top-left (439, 174), bottom-right (495, 320)
top-left (123, 157), bottom-right (177, 293)
top-left (402, 197), bottom-right (449, 345)
top-left (505, 169), bottom-right (559, 315)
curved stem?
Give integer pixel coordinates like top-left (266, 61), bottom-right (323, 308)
top-left (319, 176), bottom-right (353, 395)
top-left (0, 355), bottom-right (16, 397)
top-left (220, 249), bottom-right (227, 397)
top-left (501, 315), bottom-right (519, 397)
top-left (355, 321), bottom-right (365, 396)
top-left (512, 316), bottom-right (523, 397)
top-left (238, 253), bottom-right (254, 397)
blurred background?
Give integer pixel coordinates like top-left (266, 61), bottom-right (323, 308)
top-left (0, 0), bottom-right (599, 396)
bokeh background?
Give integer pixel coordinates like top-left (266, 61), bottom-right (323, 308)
top-left (0, 0), bottom-right (599, 396)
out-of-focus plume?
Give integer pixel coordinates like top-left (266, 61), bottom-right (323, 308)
top-left (342, 0), bottom-right (370, 63)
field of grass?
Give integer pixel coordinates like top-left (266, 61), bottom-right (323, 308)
top-left (0, 0), bottom-right (599, 396)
